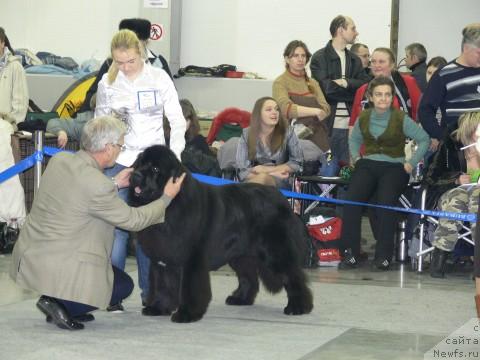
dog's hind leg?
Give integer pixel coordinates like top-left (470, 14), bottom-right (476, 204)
top-left (226, 256), bottom-right (259, 306)
top-left (171, 253), bottom-right (212, 323)
top-left (283, 267), bottom-right (313, 315)
top-left (260, 220), bottom-right (314, 315)
top-left (143, 262), bottom-right (180, 316)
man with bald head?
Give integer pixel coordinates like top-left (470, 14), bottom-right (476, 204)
top-left (311, 15), bottom-right (370, 165)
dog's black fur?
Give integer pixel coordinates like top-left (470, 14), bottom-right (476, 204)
top-left (129, 145), bottom-right (313, 323)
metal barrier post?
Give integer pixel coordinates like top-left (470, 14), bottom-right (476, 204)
top-left (416, 188), bottom-right (428, 273)
top-left (396, 220), bottom-right (407, 262)
top-left (33, 130), bottom-right (43, 196)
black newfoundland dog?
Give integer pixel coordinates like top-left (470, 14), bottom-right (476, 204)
top-left (129, 145), bottom-right (313, 323)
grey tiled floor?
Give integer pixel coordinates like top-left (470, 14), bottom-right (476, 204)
top-left (0, 225), bottom-right (477, 360)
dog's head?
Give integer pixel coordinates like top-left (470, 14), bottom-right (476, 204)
top-left (129, 145), bottom-right (184, 206)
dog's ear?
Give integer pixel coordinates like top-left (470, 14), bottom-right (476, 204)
top-left (171, 162), bottom-right (184, 179)
top-left (132, 151), bottom-right (143, 169)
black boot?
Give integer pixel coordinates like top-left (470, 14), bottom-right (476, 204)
top-left (430, 248), bottom-right (449, 278)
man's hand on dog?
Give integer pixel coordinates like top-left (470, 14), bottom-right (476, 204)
top-left (164, 173), bottom-right (186, 199)
top-left (114, 168), bottom-right (134, 189)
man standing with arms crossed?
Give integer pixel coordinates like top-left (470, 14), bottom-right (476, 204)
top-left (310, 15), bottom-right (370, 165)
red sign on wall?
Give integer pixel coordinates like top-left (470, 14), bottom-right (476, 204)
top-left (150, 24), bottom-right (163, 41)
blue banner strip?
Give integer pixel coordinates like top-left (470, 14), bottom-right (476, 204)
top-left (0, 150), bottom-right (476, 222)
top-left (0, 154), bottom-right (38, 184)
top-left (192, 173), bottom-right (477, 222)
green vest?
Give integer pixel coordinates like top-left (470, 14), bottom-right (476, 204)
top-left (359, 109), bottom-right (406, 158)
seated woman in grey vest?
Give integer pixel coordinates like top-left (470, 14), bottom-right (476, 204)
top-left (339, 76), bottom-right (429, 270)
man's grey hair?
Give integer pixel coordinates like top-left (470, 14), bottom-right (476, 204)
top-left (350, 43), bottom-right (368, 54)
top-left (80, 116), bottom-right (126, 153)
top-left (462, 23), bottom-right (480, 49)
top-left (405, 43), bottom-right (427, 62)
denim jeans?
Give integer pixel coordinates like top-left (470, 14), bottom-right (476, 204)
top-left (104, 163), bottom-right (150, 302)
top-left (55, 266), bottom-right (134, 317)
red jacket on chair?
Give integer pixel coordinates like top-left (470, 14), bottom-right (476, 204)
top-left (206, 107), bottom-right (251, 145)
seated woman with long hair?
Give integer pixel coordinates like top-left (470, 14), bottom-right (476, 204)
top-left (236, 97), bottom-right (303, 188)
top-left (164, 99), bottom-right (221, 176)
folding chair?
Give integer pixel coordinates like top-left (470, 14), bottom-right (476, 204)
top-left (411, 186), bottom-right (475, 273)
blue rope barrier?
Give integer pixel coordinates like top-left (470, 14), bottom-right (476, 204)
top-left (192, 173), bottom-right (477, 222)
top-left (0, 153), bottom-right (38, 184)
top-left (43, 146), bottom-right (65, 157)
top-left (0, 148), bottom-right (476, 222)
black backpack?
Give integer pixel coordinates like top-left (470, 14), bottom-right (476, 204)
top-left (0, 222), bottom-right (19, 254)
top-left (174, 64), bottom-right (236, 78)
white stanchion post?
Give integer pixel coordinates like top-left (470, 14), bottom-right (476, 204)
top-left (33, 130), bottom-right (43, 196)
top-left (417, 188), bottom-right (428, 273)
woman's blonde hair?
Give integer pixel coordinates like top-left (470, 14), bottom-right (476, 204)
top-left (107, 29), bottom-right (145, 84)
top-left (455, 111), bottom-right (480, 146)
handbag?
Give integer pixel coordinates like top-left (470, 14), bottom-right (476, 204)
top-left (307, 217), bottom-right (342, 267)
top-left (0, 221), bottom-right (20, 254)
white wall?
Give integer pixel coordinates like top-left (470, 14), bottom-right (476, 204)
top-left (179, 0), bottom-right (392, 80)
top-left (3, 0), bottom-right (480, 113)
top-left (398, 0), bottom-right (479, 65)
top-left (0, 0), bottom-right (172, 65)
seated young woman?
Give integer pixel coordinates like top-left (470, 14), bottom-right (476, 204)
top-left (339, 76), bottom-right (430, 270)
top-left (164, 99), bottom-right (221, 177)
top-left (236, 96), bottom-right (303, 188)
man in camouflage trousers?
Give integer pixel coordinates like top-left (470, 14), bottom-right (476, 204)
top-left (433, 186), bottom-right (479, 272)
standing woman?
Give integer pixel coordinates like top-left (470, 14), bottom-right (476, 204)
top-left (273, 40), bottom-right (331, 153)
top-left (0, 27), bottom-right (28, 130)
top-left (349, 47), bottom-right (421, 127)
top-left (339, 76), bottom-right (429, 270)
top-left (0, 27), bottom-right (28, 226)
top-left (236, 96), bottom-right (303, 188)
top-left (95, 29), bottom-right (186, 310)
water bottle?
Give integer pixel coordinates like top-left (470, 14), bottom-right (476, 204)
top-left (414, 160), bottom-right (424, 182)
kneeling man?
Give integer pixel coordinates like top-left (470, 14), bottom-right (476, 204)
top-left (9, 116), bottom-right (185, 330)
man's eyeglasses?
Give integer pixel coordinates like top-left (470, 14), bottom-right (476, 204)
top-left (111, 143), bottom-right (126, 152)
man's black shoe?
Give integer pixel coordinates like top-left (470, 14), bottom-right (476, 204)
top-left (338, 251), bottom-right (358, 269)
top-left (36, 296), bottom-right (84, 330)
top-left (107, 303), bottom-right (124, 313)
top-left (373, 258), bottom-right (390, 271)
top-left (46, 313), bottom-right (95, 323)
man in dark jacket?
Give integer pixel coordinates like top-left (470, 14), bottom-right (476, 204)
top-left (405, 42), bottom-right (428, 92)
top-left (310, 15), bottom-right (369, 165)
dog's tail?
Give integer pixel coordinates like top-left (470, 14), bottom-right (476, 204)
top-left (258, 264), bottom-right (284, 294)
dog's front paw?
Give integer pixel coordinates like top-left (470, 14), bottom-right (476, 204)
top-left (225, 295), bottom-right (254, 306)
top-left (142, 306), bottom-right (172, 316)
top-left (171, 307), bottom-right (203, 323)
